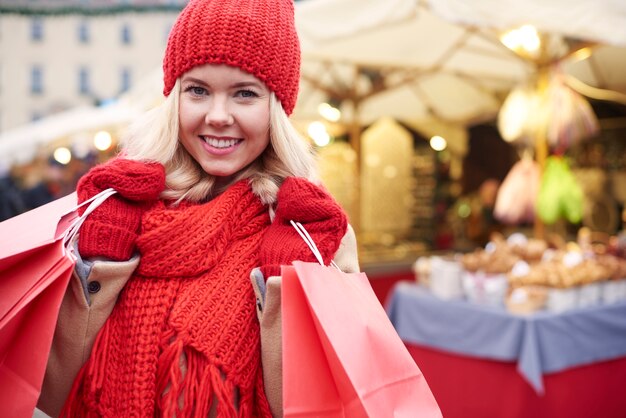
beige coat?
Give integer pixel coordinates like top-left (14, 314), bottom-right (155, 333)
top-left (37, 225), bottom-right (359, 418)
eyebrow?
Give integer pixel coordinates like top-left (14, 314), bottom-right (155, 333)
top-left (181, 76), bottom-right (265, 90)
top-left (232, 81), bottom-right (265, 89)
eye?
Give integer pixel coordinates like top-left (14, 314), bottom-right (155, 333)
top-left (184, 85), bottom-right (207, 96)
top-left (237, 89), bottom-right (259, 98)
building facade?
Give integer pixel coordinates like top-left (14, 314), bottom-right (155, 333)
top-left (0, 0), bottom-right (186, 133)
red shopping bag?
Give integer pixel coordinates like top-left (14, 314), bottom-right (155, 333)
top-left (0, 189), bottom-right (114, 418)
top-left (0, 193), bottom-right (79, 418)
top-left (282, 261), bottom-right (442, 417)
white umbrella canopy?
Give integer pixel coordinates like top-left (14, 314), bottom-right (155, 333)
top-left (428, 0), bottom-right (626, 100)
top-left (293, 0), bottom-right (533, 128)
top-left (292, 0), bottom-right (626, 135)
top-left (427, 0), bottom-right (626, 48)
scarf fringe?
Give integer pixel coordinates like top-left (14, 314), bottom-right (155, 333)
top-left (156, 333), bottom-right (245, 417)
top-left (212, 365), bottom-right (239, 418)
top-left (90, 318), bottom-right (111, 393)
top-left (156, 330), bottom-right (184, 417)
top-left (63, 322), bottom-right (264, 417)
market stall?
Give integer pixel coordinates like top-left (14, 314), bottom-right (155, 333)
top-left (385, 227), bottom-right (626, 417)
top-left (292, 0), bottom-right (626, 265)
top-left (357, 168), bottom-right (625, 415)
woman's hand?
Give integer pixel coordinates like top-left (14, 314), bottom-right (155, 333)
top-left (259, 177), bottom-right (347, 277)
top-left (77, 158), bottom-right (165, 261)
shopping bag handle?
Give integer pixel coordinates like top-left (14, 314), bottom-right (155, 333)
top-left (290, 220), bottom-right (341, 271)
top-left (62, 188), bottom-right (117, 254)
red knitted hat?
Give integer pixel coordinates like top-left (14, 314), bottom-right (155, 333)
top-left (163, 0), bottom-right (301, 115)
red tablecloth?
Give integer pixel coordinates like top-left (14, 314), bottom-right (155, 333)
top-left (408, 343), bottom-right (626, 418)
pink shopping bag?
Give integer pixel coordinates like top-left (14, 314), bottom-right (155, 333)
top-left (0, 189), bottom-right (114, 418)
top-left (282, 260), bottom-right (442, 417)
top-left (0, 193), bottom-right (79, 418)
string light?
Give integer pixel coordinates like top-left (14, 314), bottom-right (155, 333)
top-left (94, 130), bottom-right (113, 151)
top-left (307, 121), bottom-right (331, 147)
top-left (500, 25), bottom-right (541, 57)
top-left (318, 102), bottom-right (341, 122)
top-left (53, 147), bottom-right (72, 165)
top-left (430, 135), bottom-right (447, 151)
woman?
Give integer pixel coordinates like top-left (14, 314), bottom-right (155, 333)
top-left (37, 0), bottom-right (358, 416)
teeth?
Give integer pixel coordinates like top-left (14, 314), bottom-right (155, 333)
top-left (203, 137), bottom-right (240, 148)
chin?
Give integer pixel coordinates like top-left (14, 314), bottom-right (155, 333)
top-left (200, 165), bottom-right (233, 177)
top-left (204, 167), bottom-right (239, 179)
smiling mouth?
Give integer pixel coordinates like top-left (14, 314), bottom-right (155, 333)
top-left (201, 136), bottom-right (242, 149)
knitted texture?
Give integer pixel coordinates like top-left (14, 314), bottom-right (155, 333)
top-left (61, 179), bottom-right (347, 417)
top-left (63, 181), bottom-right (273, 417)
top-left (76, 158), bottom-right (165, 261)
top-left (162, 0), bottom-right (300, 115)
top-left (259, 177), bottom-right (348, 277)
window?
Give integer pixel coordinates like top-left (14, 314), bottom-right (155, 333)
top-left (31, 66), bottom-right (43, 95)
top-left (79, 67), bottom-right (90, 95)
top-left (121, 24), bottom-right (132, 45)
top-left (78, 20), bottom-right (90, 43)
top-left (120, 67), bottom-right (131, 93)
top-left (31, 17), bottom-right (43, 42)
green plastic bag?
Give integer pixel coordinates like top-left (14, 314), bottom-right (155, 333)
top-left (537, 156), bottom-right (583, 224)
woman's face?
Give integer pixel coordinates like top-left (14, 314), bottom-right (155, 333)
top-left (178, 64), bottom-right (271, 179)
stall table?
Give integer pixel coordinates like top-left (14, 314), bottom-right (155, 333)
top-left (387, 283), bottom-right (626, 418)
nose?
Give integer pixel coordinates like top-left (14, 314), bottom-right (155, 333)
top-left (204, 96), bottom-right (233, 127)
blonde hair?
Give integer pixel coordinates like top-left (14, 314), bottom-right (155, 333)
top-left (121, 79), bottom-right (318, 205)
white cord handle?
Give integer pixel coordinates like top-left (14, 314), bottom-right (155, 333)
top-left (290, 220), bottom-right (341, 271)
top-left (62, 188), bottom-right (117, 254)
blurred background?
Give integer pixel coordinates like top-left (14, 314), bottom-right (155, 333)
top-left (1, 0), bottom-right (625, 294)
top-left (4, 2), bottom-right (626, 417)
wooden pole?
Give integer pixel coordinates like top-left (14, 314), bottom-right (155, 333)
top-left (533, 66), bottom-right (550, 240)
top-left (350, 99), bottom-right (362, 235)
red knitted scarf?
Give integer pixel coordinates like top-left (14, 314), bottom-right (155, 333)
top-left (63, 181), bottom-right (274, 417)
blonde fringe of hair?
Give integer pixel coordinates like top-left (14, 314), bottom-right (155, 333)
top-left (120, 79), bottom-right (318, 205)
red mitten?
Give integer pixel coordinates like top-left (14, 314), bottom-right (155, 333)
top-left (259, 177), bottom-right (348, 277)
top-left (77, 158), bottom-right (165, 261)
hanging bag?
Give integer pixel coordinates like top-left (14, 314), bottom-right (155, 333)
top-left (282, 222), bottom-right (442, 417)
top-left (0, 189), bottom-right (115, 418)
